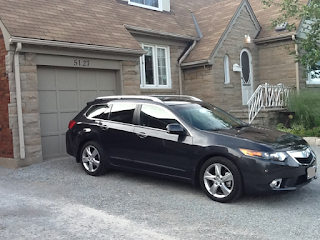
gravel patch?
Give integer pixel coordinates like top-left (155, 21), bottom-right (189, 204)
top-left (0, 157), bottom-right (319, 240)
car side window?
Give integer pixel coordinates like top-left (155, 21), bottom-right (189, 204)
top-left (86, 105), bottom-right (110, 120)
top-left (109, 103), bottom-right (136, 124)
top-left (140, 104), bottom-right (179, 130)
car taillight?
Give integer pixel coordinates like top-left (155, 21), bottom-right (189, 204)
top-left (68, 120), bottom-right (77, 129)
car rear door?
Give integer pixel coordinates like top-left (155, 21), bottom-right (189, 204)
top-left (97, 102), bottom-right (137, 167)
top-left (132, 103), bottom-right (193, 178)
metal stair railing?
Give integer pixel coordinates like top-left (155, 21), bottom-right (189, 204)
top-left (247, 83), bottom-right (293, 124)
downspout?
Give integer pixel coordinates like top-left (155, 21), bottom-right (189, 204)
top-left (178, 40), bottom-right (197, 95)
top-left (14, 42), bottom-right (25, 159)
top-left (292, 35), bottom-right (300, 93)
top-left (178, 10), bottom-right (202, 95)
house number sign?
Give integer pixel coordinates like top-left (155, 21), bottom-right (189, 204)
top-left (74, 59), bottom-right (90, 67)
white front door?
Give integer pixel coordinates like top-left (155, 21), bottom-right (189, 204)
top-left (240, 49), bottom-right (253, 105)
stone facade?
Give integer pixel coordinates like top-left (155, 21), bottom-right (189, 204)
top-left (0, 29), bottom-right (13, 159)
top-left (184, 6), bottom-right (260, 111)
top-left (258, 40), bottom-right (296, 87)
top-left (122, 60), bottom-right (141, 95)
top-left (3, 52), bottom-right (42, 168)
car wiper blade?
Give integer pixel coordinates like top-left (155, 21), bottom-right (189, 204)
top-left (233, 124), bottom-right (249, 129)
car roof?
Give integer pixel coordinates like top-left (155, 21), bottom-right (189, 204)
top-left (90, 95), bottom-right (203, 106)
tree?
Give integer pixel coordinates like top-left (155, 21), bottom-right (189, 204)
top-left (261, 0), bottom-right (320, 71)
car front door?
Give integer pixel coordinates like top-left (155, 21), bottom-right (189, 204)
top-left (133, 103), bottom-right (193, 179)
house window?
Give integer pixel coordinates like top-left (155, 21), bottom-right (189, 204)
top-left (140, 44), bottom-right (171, 88)
top-left (307, 61), bottom-right (320, 84)
top-left (128, 0), bottom-right (162, 11)
top-left (224, 55), bottom-right (230, 84)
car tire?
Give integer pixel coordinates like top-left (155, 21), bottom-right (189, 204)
top-left (80, 141), bottom-right (108, 176)
top-left (200, 157), bottom-right (243, 203)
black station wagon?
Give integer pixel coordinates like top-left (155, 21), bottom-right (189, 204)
top-left (66, 95), bottom-right (317, 202)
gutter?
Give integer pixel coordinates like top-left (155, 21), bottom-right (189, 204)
top-left (178, 40), bottom-right (197, 95)
top-left (181, 59), bottom-right (211, 69)
top-left (253, 32), bottom-right (296, 44)
top-left (124, 25), bottom-right (199, 41)
top-left (14, 42), bottom-right (25, 159)
top-left (9, 37), bottom-right (146, 56)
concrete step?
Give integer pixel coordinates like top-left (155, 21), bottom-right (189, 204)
top-left (228, 107), bottom-right (285, 129)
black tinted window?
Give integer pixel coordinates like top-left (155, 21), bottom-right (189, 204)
top-left (86, 105), bottom-right (110, 120)
top-left (109, 103), bottom-right (136, 124)
top-left (140, 104), bottom-right (178, 130)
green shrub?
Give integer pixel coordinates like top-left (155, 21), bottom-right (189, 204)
top-left (287, 90), bottom-right (320, 129)
top-left (277, 123), bottom-right (320, 137)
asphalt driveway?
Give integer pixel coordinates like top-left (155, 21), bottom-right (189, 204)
top-left (0, 156), bottom-right (319, 240)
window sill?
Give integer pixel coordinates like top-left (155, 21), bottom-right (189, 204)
top-left (140, 86), bottom-right (171, 89)
top-left (306, 81), bottom-right (320, 88)
top-left (223, 83), bottom-right (234, 88)
top-left (128, 1), bottom-right (162, 11)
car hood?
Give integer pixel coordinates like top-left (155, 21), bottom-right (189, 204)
top-left (215, 126), bottom-right (307, 151)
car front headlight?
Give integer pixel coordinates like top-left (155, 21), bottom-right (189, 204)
top-left (239, 149), bottom-right (288, 162)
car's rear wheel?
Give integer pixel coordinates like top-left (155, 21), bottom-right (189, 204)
top-left (80, 141), bottom-right (108, 176)
top-left (200, 157), bottom-right (243, 203)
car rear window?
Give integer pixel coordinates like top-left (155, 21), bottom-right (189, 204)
top-left (85, 105), bottom-right (110, 120)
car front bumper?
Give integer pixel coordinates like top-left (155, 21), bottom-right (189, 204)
top-left (239, 154), bottom-right (317, 195)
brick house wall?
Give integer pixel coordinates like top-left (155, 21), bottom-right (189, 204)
top-left (0, 29), bottom-right (13, 158)
top-left (122, 60), bottom-right (141, 95)
top-left (183, 6), bottom-right (260, 111)
top-left (258, 40), bottom-right (296, 87)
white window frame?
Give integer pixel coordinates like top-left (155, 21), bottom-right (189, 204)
top-left (307, 61), bottom-right (320, 84)
top-left (223, 55), bottom-right (230, 84)
top-left (128, 0), bottom-right (163, 11)
top-left (140, 44), bottom-right (171, 89)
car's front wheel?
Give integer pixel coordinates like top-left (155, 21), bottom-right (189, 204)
top-left (80, 141), bottom-right (108, 176)
top-left (200, 157), bottom-right (243, 203)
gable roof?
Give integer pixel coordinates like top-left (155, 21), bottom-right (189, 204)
top-left (183, 0), bottom-right (257, 64)
top-left (0, 0), bottom-right (193, 52)
top-left (0, 0), bottom-right (306, 60)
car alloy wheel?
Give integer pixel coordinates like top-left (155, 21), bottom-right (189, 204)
top-left (80, 141), bottom-right (107, 176)
top-left (203, 163), bottom-right (234, 198)
top-left (200, 157), bottom-right (243, 203)
top-left (82, 145), bottom-right (101, 173)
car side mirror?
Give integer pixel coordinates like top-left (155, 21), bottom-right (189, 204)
top-left (166, 123), bottom-right (185, 135)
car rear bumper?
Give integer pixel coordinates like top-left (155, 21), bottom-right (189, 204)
top-left (66, 130), bottom-right (76, 158)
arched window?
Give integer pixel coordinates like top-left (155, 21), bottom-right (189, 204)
top-left (223, 55), bottom-right (230, 84)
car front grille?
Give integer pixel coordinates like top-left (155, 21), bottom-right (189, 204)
top-left (294, 154), bottom-right (314, 165)
top-left (287, 147), bottom-right (316, 165)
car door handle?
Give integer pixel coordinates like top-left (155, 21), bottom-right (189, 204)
top-left (136, 132), bottom-right (148, 139)
top-left (98, 122), bottom-right (108, 131)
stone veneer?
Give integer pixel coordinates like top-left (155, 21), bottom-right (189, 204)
top-left (258, 40), bottom-right (296, 87)
top-left (3, 51), bottom-right (42, 168)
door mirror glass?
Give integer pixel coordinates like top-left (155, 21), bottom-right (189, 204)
top-left (166, 123), bottom-right (185, 135)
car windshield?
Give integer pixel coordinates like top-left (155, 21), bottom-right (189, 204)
top-left (171, 103), bottom-right (246, 131)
